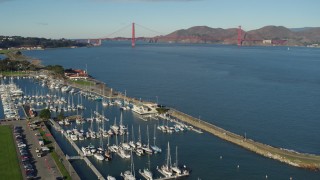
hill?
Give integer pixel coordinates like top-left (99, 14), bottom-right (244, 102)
top-left (157, 25), bottom-right (320, 46)
top-left (0, 36), bottom-right (88, 49)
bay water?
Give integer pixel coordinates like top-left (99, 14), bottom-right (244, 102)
top-left (20, 42), bottom-right (320, 179)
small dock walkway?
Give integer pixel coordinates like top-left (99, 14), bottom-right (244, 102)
top-left (49, 119), bottom-right (106, 180)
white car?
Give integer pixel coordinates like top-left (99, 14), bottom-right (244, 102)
top-left (18, 143), bottom-right (26, 148)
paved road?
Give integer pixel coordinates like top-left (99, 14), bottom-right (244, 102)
top-left (3, 120), bottom-right (62, 180)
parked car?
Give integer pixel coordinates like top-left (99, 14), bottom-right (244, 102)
top-left (18, 143), bottom-right (26, 148)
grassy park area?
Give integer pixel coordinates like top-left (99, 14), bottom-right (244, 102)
top-left (71, 79), bottom-right (95, 86)
top-left (0, 126), bottom-right (23, 180)
top-left (0, 71), bottom-right (28, 76)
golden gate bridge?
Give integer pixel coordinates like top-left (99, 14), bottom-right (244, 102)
top-left (86, 23), bottom-right (287, 47)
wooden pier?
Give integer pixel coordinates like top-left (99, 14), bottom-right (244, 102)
top-left (66, 155), bottom-right (83, 160)
top-left (49, 119), bottom-right (106, 180)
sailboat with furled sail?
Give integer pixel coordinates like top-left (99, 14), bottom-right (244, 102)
top-left (139, 155), bottom-right (153, 180)
top-left (150, 124), bottom-right (162, 153)
top-left (142, 125), bottom-right (153, 154)
top-left (121, 150), bottom-right (136, 180)
top-left (157, 142), bottom-right (173, 177)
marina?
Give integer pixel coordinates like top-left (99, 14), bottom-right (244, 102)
top-left (0, 76), bottom-right (193, 179)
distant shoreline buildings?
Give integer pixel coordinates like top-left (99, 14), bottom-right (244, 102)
top-left (64, 69), bottom-right (89, 80)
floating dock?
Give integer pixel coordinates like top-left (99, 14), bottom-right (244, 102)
top-left (49, 119), bottom-right (106, 180)
top-left (155, 167), bottom-right (189, 180)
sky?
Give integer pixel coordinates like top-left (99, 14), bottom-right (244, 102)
top-left (0, 0), bottom-right (319, 39)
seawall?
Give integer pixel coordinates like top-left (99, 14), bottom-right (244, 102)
top-left (169, 108), bottom-right (320, 170)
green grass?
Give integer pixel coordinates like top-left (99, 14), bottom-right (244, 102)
top-left (0, 71), bottom-right (28, 76)
top-left (0, 126), bottom-right (23, 180)
top-left (39, 129), bottom-right (52, 145)
top-left (0, 49), bottom-right (11, 54)
top-left (51, 151), bottom-right (71, 180)
top-left (71, 79), bottom-right (94, 86)
top-left (38, 125), bottom-right (71, 179)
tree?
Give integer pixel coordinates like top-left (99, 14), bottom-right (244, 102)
top-left (156, 107), bottom-right (169, 114)
top-left (39, 109), bottom-right (51, 120)
top-left (15, 51), bottom-right (22, 55)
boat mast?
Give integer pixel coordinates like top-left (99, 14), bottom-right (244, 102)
top-left (147, 125), bottom-right (150, 147)
top-left (81, 93), bottom-right (83, 107)
top-left (100, 131), bottom-right (103, 148)
top-left (126, 126), bottom-right (129, 143)
top-left (131, 125), bottom-right (135, 142)
top-left (175, 146), bottom-right (178, 167)
top-left (138, 125), bottom-right (141, 144)
top-left (71, 94), bottom-right (74, 108)
top-left (166, 142), bottom-right (171, 169)
top-left (124, 90), bottom-right (126, 104)
top-left (153, 124), bottom-right (156, 146)
top-left (131, 150), bottom-right (135, 177)
top-left (90, 110), bottom-right (93, 131)
top-left (102, 110), bottom-right (105, 132)
top-left (147, 154), bottom-right (151, 170)
top-left (120, 111), bottom-right (123, 127)
top-left (78, 93), bottom-right (80, 107)
top-left (115, 132), bottom-right (118, 146)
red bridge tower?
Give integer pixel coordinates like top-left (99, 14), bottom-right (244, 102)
top-left (237, 26), bottom-right (242, 46)
top-left (132, 23), bottom-right (135, 48)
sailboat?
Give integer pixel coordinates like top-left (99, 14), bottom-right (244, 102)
top-left (102, 85), bottom-right (109, 107)
top-left (158, 142), bottom-right (173, 177)
top-left (139, 156), bottom-right (153, 180)
top-left (121, 150), bottom-right (136, 180)
top-left (150, 124), bottom-right (162, 153)
top-left (94, 131), bottom-right (105, 161)
top-left (134, 125), bottom-right (144, 156)
top-left (108, 133), bottom-right (119, 153)
top-left (171, 146), bottom-right (182, 175)
top-left (107, 176), bottom-right (116, 180)
top-left (121, 129), bottom-right (131, 150)
top-left (102, 113), bottom-right (109, 138)
top-left (142, 125), bottom-right (153, 154)
top-left (110, 117), bottom-right (119, 134)
top-left (105, 136), bottom-right (112, 161)
top-left (119, 112), bottom-right (127, 135)
top-left (173, 146), bottom-right (190, 176)
top-left (129, 125), bottom-right (136, 149)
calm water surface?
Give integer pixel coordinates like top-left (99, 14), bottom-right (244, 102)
top-left (21, 42), bottom-right (320, 179)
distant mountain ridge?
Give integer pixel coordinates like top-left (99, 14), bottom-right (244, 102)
top-left (156, 25), bottom-right (320, 46)
top-left (290, 27), bottom-right (319, 32)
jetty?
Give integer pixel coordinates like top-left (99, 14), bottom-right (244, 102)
top-left (49, 119), bottom-right (106, 180)
top-left (169, 108), bottom-right (320, 170)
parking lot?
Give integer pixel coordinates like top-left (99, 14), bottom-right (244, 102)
top-left (4, 120), bottom-right (62, 179)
